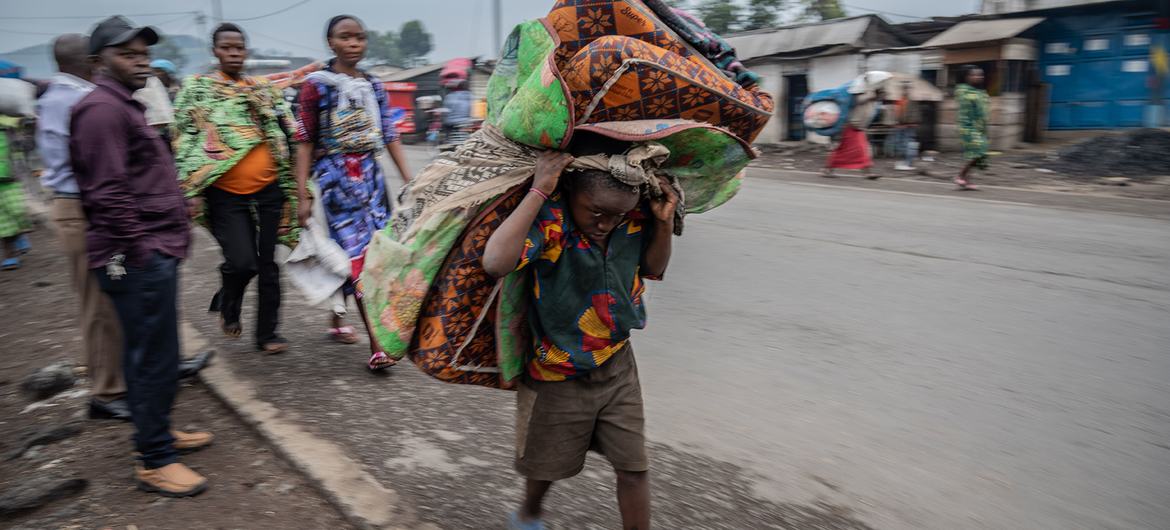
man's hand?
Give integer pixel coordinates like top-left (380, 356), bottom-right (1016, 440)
top-left (186, 197), bottom-right (203, 220)
top-left (649, 175), bottom-right (679, 224)
top-left (533, 151), bottom-right (573, 196)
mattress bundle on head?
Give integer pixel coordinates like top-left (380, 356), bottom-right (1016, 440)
top-left (361, 0), bottom-right (773, 388)
top-left (801, 71), bottom-right (943, 137)
top-left (0, 79), bottom-right (37, 118)
top-left (490, 0), bottom-right (773, 149)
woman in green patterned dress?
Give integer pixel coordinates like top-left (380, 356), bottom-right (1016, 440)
top-left (0, 126), bottom-right (31, 270)
top-left (173, 23), bottom-right (300, 353)
top-left (955, 65), bottom-right (990, 190)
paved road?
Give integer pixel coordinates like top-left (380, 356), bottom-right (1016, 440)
top-left (180, 149), bottom-right (1170, 529)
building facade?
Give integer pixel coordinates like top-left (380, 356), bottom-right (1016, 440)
top-left (730, 0), bottom-right (1169, 148)
top-left (726, 15), bottom-right (915, 144)
top-left (983, 0), bottom-right (1170, 129)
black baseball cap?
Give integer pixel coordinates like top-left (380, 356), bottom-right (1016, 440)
top-left (88, 16), bottom-right (159, 55)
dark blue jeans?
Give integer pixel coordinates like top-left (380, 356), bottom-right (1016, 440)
top-left (96, 252), bottom-right (180, 469)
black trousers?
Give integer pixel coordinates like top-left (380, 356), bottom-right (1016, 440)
top-left (96, 252), bottom-right (180, 469)
top-left (204, 181), bottom-right (284, 346)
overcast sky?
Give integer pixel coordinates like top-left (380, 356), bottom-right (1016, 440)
top-left (1, 0), bottom-right (980, 60)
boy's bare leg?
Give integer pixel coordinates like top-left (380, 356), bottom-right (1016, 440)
top-left (616, 470), bottom-right (650, 530)
top-left (353, 289), bottom-right (396, 368)
top-left (2, 237), bottom-right (16, 259)
top-left (353, 293), bottom-right (381, 354)
top-left (519, 478), bottom-right (553, 522)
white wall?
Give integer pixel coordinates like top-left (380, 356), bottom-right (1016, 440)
top-left (1002, 40), bottom-right (1039, 61)
top-left (865, 52), bottom-right (923, 76)
top-left (471, 70), bottom-right (491, 101)
top-left (746, 55), bottom-right (860, 144)
top-left (810, 54), bottom-right (862, 91)
top-left (982, 0), bottom-right (1114, 14)
top-left (753, 63), bottom-right (786, 144)
top-left (981, 0), bottom-right (1026, 14)
top-left (937, 94), bottom-right (1028, 151)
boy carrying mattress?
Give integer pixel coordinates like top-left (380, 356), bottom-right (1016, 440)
top-left (483, 145), bottom-right (679, 530)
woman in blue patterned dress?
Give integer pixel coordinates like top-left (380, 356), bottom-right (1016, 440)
top-left (294, 15), bottom-right (413, 371)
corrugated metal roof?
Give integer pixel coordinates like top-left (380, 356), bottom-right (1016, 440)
top-left (382, 63), bottom-right (445, 82)
top-left (921, 17), bottom-right (1044, 48)
top-left (726, 15), bottom-right (878, 61)
top-left (892, 16), bottom-right (973, 45)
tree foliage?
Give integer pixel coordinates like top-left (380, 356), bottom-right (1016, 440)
top-left (743, 0), bottom-right (785, 30)
top-left (365, 20), bottom-right (434, 67)
top-left (800, 0), bottom-right (846, 21)
top-left (398, 20), bottom-right (433, 66)
top-left (683, 0), bottom-right (849, 33)
top-left (694, 0), bottom-right (743, 34)
top-left (691, 0), bottom-right (791, 33)
top-left (366, 30), bottom-right (404, 65)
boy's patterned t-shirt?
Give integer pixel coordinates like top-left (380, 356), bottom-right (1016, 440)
top-left (516, 192), bottom-right (651, 381)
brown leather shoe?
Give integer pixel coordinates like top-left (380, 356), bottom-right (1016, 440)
top-left (172, 430), bottom-right (214, 453)
top-left (136, 463), bottom-right (209, 497)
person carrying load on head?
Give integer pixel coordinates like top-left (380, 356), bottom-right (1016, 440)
top-left (482, 133), bottom-right (679, 530)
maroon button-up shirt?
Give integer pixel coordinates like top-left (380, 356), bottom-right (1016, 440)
top-left (70, 75), bottom-right (190, 269)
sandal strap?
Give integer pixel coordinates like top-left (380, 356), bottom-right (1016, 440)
top-left (368, 351), bottom-right (391, 370)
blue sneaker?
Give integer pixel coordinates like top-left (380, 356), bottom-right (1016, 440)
top-left (2, 257), bottom-right (19, 271)
top-left (14, 234), bottom-right (30, 255)
top-left (508, 512), bottom-right (545, 530)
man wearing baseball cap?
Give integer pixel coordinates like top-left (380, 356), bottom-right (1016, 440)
top-left (70, 15), bottom-right (211, 498)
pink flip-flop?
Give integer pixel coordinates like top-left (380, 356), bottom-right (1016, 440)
top-left (367, 351), bottom-right (396, 371)
top-left (328, 326), bottom-right (359, 344)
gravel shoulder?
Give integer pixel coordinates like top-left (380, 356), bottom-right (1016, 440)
top-left (0, 230), bottom-right (351, 530)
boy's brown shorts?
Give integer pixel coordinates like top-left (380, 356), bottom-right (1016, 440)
top-left (515, 343), bottom-right (648, 482)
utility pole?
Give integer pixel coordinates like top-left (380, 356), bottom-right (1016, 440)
top-left (493, 0), bottom-right (502, 58)
top-left (196, 11), bottom-right (208, 42)
top-left (211, 0), bottom-right (224, 24)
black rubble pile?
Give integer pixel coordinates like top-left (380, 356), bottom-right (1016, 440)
top-left (1050, 128), bottom-right (1170, 179)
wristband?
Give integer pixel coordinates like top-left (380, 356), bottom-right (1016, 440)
top-left (529, 187), bottom-right (550, 201)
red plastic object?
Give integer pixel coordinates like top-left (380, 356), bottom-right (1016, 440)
top-left (384, 82), bottom-right (418, 134)
top-left (439, 58), bottom-right (472, 88)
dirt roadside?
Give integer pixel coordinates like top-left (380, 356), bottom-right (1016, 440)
top-left (755, 140), bottom-right (1170, 201)
top-left (0, 230), bottom-right (351, 530)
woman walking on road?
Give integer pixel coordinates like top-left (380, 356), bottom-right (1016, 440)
top-left (174, 23), bottom-right (299, 354)
top-left (294, 15), bottom-right (413, 371)
top-left (822, 125), bottom-right (875, 179)
top-left (955, 65), bottom-right (990, 190)
top-left (0, 121), bottom-right (32, 270)
top-left (822, 90), bottom-right (880, 180)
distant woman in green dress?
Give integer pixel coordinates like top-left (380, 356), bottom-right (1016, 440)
top-left (955, 65), bottom-right (989, 190)
top-left (0, 126), bottom-right (31, 270)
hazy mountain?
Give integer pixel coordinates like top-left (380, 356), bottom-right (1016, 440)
top-left (0, 34), bottom-right (212, 79)
top-left (0, 44), bottom-right (54, 79)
